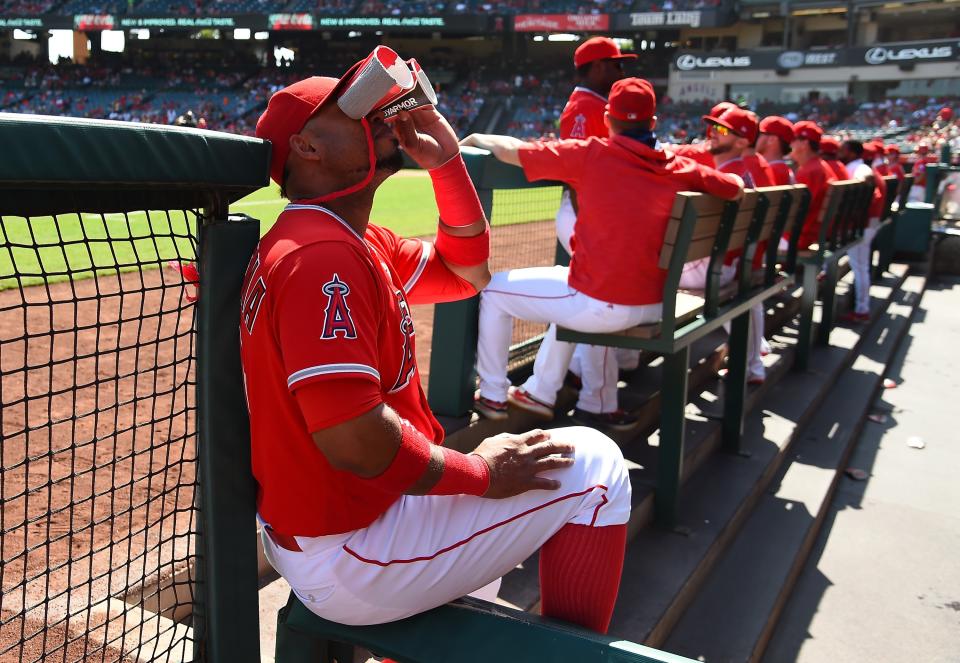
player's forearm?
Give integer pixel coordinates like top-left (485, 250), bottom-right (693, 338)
top-left (312, 404), bottom-right (488, 496)
top-left (459, 134), bottom-right (524, 167)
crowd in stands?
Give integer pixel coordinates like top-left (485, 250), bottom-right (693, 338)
top-left (3, 55), bottom-right (957, 152)
top-left (0, 0), bottom-right (720, 15)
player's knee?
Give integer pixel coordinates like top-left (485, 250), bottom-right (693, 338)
top-left (557, 426), bottom-right (630, 505)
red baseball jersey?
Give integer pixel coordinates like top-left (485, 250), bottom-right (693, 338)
top-left (766, 159), bottom-right (796, 185)
top-left (823, 159), bottom-right (850, 181)
top-left (671, 142), bottom-right (716, 168)
top-left (519, 136), bottom-right (742, 305)
top-left (869, 166), bottom-right (888, 219)
top-left (795, 157), bottom-right (839, 249)
top-left (717, 156), bottom-right (773, 266)
top-left (889, 162), bottom-right (906, 182)
top-left (874, 162), bottom-right (890, 177)
top-left (559, 86), bottom-right (608, 140)
top-left (747, 153), bottom-right (776, 187)
top-left (911, 155), bottom-right (938, 187)
top-left (239, 204), bottom-right (473, 537)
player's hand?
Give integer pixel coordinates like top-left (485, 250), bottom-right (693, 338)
top-left (392, 107), bottom-right (460, 170)
top-left (470, 429), bottom-right (575, 499)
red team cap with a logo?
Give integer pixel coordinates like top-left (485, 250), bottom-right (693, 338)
top-left (793, 120), bottom-right (823, 146)
top-left (710, 101), bottom-right (736, 117)
top-left (573, 36), bottom-right (638, 67)
top-left (819, 135), bottom-right (840, 155)
top-left (256, 65), bottom-right (364, 185)
top-left (703, 106), bottom-right (759, 144)
top-left (760, 116), bottom-right (794, 144)
top-left (606, 78), bottom-right (656, 122)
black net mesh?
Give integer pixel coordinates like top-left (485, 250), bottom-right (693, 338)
top-left (0, 208), bottom-right (199, 663)
top-left (488, 186), bottom-right (563, 373)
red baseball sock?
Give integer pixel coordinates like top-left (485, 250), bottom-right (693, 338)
top-left (539, 523), bottom-right (627, 634)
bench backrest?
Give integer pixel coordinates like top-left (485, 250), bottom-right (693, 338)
top-left (896, 174), bottom-right (914, 211)
top-left (814, 179), bottom-right (870, 253)
top-left (881, 175), bottom-right (899, 220)
top-left (778, 184), bottom-right (812, 275)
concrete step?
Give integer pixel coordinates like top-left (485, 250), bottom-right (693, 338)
top-left (605, 263), bottom-right (914, 647)
top-left (661, 271), bottom-right (926, 663)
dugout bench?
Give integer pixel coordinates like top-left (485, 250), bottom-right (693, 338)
top-left (556, 183), bottom-right (809, 528)
top-left (873, 174), bottom-right (913, 280)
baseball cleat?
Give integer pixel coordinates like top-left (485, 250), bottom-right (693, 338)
top-left (760, 338), bottom-right (772, 356)
top-left (473, 392), bottom-right (508, 420)
top-left (571, 408), bottom-right (639, 432)
top-left (747, 374), bottom-right (766, 386)
top-left (507, 386), bottom-right (554, 420)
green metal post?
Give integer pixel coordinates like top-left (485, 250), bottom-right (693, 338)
top-left (795, 262), bottom-right (817, 371)
top-left (655, 345), bottom-right (690, 529)
top-left (817, 258), bottom-right (839, 346)
top-left (196, 215), bottom-right (262, 663)
top-left (925, 164), bottom-right (941, 205)
top-left (722, 312), bottom-right (749, 454)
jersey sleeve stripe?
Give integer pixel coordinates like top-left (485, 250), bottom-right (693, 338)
top-left (287, 363), bottom-right (381, 389)
top-left (402, 241), bottom-right (431, 294)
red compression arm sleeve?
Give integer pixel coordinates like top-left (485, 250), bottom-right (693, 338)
top-left (363, 418), bottom-right (490, 496)
top-left (434, 223), bottom-right (490, 266)
top-left (429, 153), bottom-right (485, 228)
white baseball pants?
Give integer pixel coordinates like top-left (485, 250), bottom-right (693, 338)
top-left (477, 266), bottom-right (661, 413)
top-left (260, 426), bottom-right (631, 625)
top-left (847, 218), bottom-right (880, 314)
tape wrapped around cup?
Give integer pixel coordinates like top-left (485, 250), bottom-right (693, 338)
top-left (337, 45), bottom-right (415, 120)
top-left (376, 58), bottom-right (439, 120)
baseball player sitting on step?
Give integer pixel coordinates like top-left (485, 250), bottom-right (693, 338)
top-left (241, 51), bottom-right (634, 637)
top-left (462, 78), bottom-right (744, 427)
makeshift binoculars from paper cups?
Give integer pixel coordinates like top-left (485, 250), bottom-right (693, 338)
top-left (337, 46), bottom-right (438, 121)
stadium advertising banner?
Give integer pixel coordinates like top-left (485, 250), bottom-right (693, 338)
top-left (116, 15), bottom-right (264, 29)
top-left (612, 10), bottom-right (728, 30)
top-left (316, 15), bottom-right (487, 32)
top-left (513, 14), bottom-right (610, 32)
top-left (74, 14), bottom-right (115, 31)
top-left (851, 40), bottom-right (960, 66)
top-left (675, 42), bottom-right (960, 71)
top-left (268, 13), bottom-right (313, 30)
top-left (0, 16), bottom-right (46, 28)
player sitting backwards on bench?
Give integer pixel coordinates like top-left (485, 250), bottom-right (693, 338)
top-left (462, 78), bottom-right (745, 426)
top-left (241, 47), bottom-right (635, 636)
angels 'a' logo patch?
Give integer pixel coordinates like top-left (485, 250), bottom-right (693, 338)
top-left (320, 274), bottom-right (357, 340)
top-left (571, 113), bottom-right (587, 139)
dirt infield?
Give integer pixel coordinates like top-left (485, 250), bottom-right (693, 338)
top-left (0, 216), bottom-right (557, 662)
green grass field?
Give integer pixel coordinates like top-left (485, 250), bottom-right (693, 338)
top-left (0, 169), bottom-right (560, 291)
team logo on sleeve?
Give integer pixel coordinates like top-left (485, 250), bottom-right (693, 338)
top-left (571, 113), bottom-right (587, 138)
top-left (320, 274), bottom-right (357, 340)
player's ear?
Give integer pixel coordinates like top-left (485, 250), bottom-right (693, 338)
top-left (603, 112), bottom-right (612, 131)
top-left (650, 116), bottom-right (657, 131)
top-left (289, 132), bottom-right (323, 162)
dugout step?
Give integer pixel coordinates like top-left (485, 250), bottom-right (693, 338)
top-left (603, 263), bottom-right (918, 650)
top-left (662, 271), bottom-right (925, 663)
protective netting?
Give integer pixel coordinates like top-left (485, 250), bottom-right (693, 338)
top-left (0, 209), bottom-right (199, 663)
top-left (488, 186), bottom-right (563, 373)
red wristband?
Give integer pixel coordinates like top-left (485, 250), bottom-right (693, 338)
top-left (429, 447), bottom-right (490, 496)
top-left (429, 154), bottom-right (485, 228)
top-left (363, 419), bottom-right (432, 494)
top-left (434, 223), bottom-right (490, 266)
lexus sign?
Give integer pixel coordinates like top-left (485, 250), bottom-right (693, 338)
top-left (676, 54), bottom-right (751, 70)
top-left (863, 44), bottom-right (954, 65)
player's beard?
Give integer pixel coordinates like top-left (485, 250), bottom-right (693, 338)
top-left (376, 143), bottom-right (405, 173)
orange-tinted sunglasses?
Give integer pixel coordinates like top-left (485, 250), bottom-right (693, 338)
top-left (707, 123), bottom-right (734, 137)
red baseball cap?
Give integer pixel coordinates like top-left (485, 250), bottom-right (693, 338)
top-left (759, 115), bottom-right (794, 144)
top-left (574, 36), bottom-right (638, 68)
top-left (793, 120), bottom-right (823, 146)
top-left (885, 144), bottom-right (900, 155)
top-left (606, 77), bottom-right (656, 122)
top-left (820, 135), bottom-right (840, 155)
top-left (703, 106), bottom-right (758, 144)
top-left (939, 106), bottom-right (953, 120)
top-left (862, 142), bottom-right (877, 160)
top-left (256, 62), bottom-right (365, 185)
top-left (710, 101), bottom-right (736, 117)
